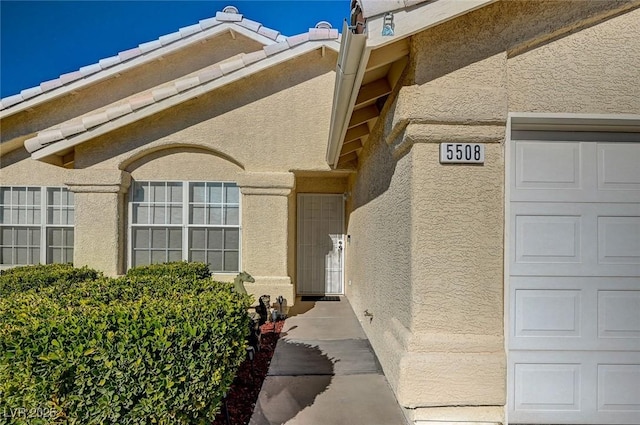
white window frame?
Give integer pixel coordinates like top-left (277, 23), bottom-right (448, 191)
top-left (0, 186), bottom-right (75, 267)
top-left (127, 180), bottom-right (242, 274)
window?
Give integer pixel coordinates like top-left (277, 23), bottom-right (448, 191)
top-left (0, 186), bottom-right (75, 265)
top-left (129, 181), bottom-right (240, 272)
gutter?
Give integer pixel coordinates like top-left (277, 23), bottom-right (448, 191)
top-left (326, 21), bottom-right (367, 168)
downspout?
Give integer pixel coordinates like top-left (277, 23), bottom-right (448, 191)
top-left (326, 21), bottom-right (368, 168)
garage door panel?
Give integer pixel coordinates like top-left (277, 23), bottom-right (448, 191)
top-left (510, 351), bottom-right (640, 424)
top-left (511, 277), bottom-right (640, 351)
top-left (511, 140), bottom-right (640, 203)
top-left (598, 143), bottom-right (640, 191)
top-left (511, 203), bottom-right (640, 276)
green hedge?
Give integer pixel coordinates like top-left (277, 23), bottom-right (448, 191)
top-left (0, 263), bottom-right (101, 297)
top-left (0, 263), bottom-right (252, 424)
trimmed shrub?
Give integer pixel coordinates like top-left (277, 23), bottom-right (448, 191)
top-left (0, 263), bottom-right (101, 297)
top-left (0, 263), bottom-right (252, 425)
top-left (125, 262), bottom-right (211, 280)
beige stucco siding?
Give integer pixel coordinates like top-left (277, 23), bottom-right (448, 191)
top-left (73, 50), bottom-right (337, 173)
top-left (0, 149), bottom-right (71, 185)
top-left (508, 6), bottom-right (640, 114)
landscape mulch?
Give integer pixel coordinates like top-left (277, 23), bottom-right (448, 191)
top-left (212, 319), bottom-right (285, 425)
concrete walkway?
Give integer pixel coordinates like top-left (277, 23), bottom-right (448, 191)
top-left (249, 297), bottom-right (408, 425)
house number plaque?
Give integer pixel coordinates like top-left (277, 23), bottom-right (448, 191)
top-left (439, 143), bottom-right (485, 164)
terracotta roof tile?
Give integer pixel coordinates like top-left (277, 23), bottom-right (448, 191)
top-left (139, 40), bottom-right (163, 53)
top-left (215, 11), bottom-right (243, 22)
top-left (179, 23), bottom-right (202, 37)
top-left (59, 70), bottom-right (84, 85)
top-left (152, 86), bottom-right (178, 102)
top-left (237, 18), bottom-right (262, 32)
top-left (219, 57), bottom-right (245, 75)
top-left (258, 26), bottom-right (280, 41)
top-left (129, 92), bottom-right (155, 110)
top-left (199, 17), bottom-right (220, 30)
top-left (159, 31), bottom-right (182, 46)
top-left (118, 47), bottom-right (143, 61)
top-left (106, 104), bottom-right (133, 120)
top-left (79, 63), bottom-right (102, 77)
top-left (40, 79), bottom-right (64, 92)
top-left (20, 86), bottom-right (43, 100)
top-left (82, 112), bottom-right (109, 129)
top-left (263, 40), bottom-right (289, 57)
top-left (198, 66), bottom-right (224, 84)
top-left (242, 50), bottom-right (267, 66)
top-left (286, 33), bottom-right (310, 48)
top-left (60, 122), bottom-right (86, 138)
top-left (174, 76), bottom-right (201, 92)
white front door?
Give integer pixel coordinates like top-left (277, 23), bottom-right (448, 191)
top-left (297, 194), bottom-right (344, 295)
top-left (508, 129), bottom-right (640, 424)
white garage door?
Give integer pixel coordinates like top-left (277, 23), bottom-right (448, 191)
top-left (508, 129), bottom-right (640, 424)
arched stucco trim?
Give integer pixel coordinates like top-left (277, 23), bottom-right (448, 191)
top-left (119, 143), bottom-right (245, 172)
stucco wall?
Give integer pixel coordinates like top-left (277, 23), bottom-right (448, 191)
top-left (346, 1), bottom-right (639, 423)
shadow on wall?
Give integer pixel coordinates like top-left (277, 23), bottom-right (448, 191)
top-left (249, 340), bottom-right (334, 425)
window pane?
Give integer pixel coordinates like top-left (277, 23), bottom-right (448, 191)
top-left (12, 188), bottom-right (23, 205)
top-left (190, 205), bottom-right (205, 224)
top-left (151, 183), bottom-right (165, 203)
top-left (0, 207), bottom-right (8, 224)
top-left (169, 183), bottom-right (182, 203)
top-left (64, 248), bottom-right (73, 263)
top-left (132, 205), bottom-right (149, 224)
top-left (1, 227), bottom-right (12, 244)
top-left (29, 207), bottom-right (41, 225)
top-left (190, 228), bottom-right (205, 249)
top-left (134, 250), bottom-right (149, 267)
top-left (151, 250), bottom-right (167, 264)
top-left (30, 188), bottom-right (41, 205)
top-left (65, 229), bottom-right (74, 246)
top-left (224, 206), bottom-right (239, 225)
top-left (16, 247), bottom-right (28, 264)
top-left (0, 188), bottom-right (10, 205)
top-left (208, 183), bottom-right (222, 204)
top-left (132, 182), bottom-right (147, 202)
top-left (1, 247), bottom-right (12, 264)
top-left (16, 228), bottom-right (27, 245)
top-left (49, 247), bottom-right (62, 264)
top-left (224, 229), bottom-right (239, 250)
top-left (49, 228), bottom-right (63, 246)
top-left (169, 206), bottom-right (182, 224)
top-left (151, 229), bottom-right (167, 249)
top-left (208, 251), bottom-right (223, 272)
top-left (190, 183), bottom-right (205, 203)
top-left (48, 207), bottom-right (60, 225)
top-left (133, 228), bottom-right (149, 249)
top-left (190, 250), bottom-right (205, 263)
top-left (48, 188), bottom-right (61, 206)
top-left (30, 228), bottom-right (40, 245)
top-left (225, 184), bottom-right (239, 204)
top-left (168, 250), bottom-right (182, 262)
top-left (64, 208), bottom-right (75, 225)
top-left (168, 228), bottom-right (182, 249)
top-left (208, 207), bottom-right (222, 225)
top-left (152, 206), bottom-right (166, 224)
top-left (16, 208), bottom-right (26, 224)
top-left (224, 251), bottom-right (239, 272)
top-left (208, 229), bottom-right (223, 250)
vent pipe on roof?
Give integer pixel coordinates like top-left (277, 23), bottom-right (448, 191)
top-left (315, 21), bottom-right (333, 29)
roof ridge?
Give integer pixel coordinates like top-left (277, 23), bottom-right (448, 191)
top-left (1, 7), bottom-right (338, 112)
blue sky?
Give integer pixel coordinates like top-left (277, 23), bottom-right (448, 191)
top-left (0, 1), bottom-right (348, 98)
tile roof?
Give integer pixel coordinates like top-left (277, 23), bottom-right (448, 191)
top-left (13, 7), bottom-right (340, 155)
top-left (1, 6), bottom-right (337, 112)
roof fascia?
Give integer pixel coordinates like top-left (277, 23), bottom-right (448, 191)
top-left (0, 23), bottom-right (278, 120)
top-left (365, 0), bottom-right (497, 49)
top-left (326, 0), bottom-right (497, 168)
top-left (509, 112), bottom-right (640, 133)
top-left (31, 40), bottom-right (339, 160)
